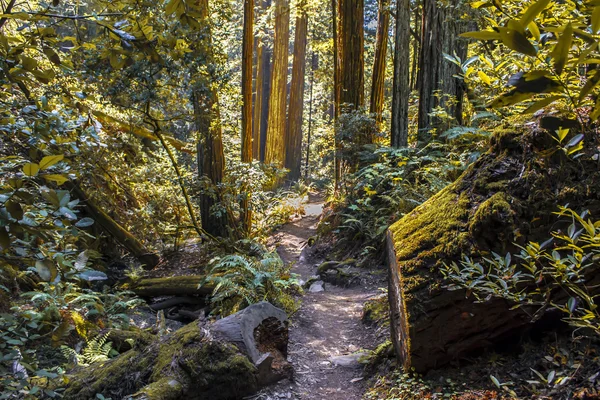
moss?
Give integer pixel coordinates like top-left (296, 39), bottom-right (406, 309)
top-left (362, 295), bottom-right (389, 326)
top-left (388, 181), bottom-right (471, 292)
top-left (469, 192), bottom-right (514, 238)
top-left (132, 378), bottom-right (184, 400)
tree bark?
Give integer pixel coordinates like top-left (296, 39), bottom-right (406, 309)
top-left (63, 302), bottom-right (291, 400)
top-left (132, 275), bottom-right (213, 297)
top-left (390, 0), bottom-right (410, 147)
top-left (332, 0), bottom-right (342, 191)
top-left (253, 0), bottom-right (273, 162)
top-left (192, 0), bottom-right (227, 237)
top-left (416, 0), bottom-right (468, 144)
top-left (285, 0), bottom-right (308, 182)
top-left (264, 0), bottom-right (290, 171)
top-left (369, 0), bottom-right (390, 130)
top-left (241, 0), bottom-right (254, 233)
top-left (338, 0), bottom-right (364, 111)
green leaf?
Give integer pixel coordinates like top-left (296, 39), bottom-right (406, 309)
top-left (39, 155), bottom-right (64, 170)
top-left (75, 217), bottom-right (95, 228)
top-left (20, 56), bottom-right (38, 71)
top-left (59, 206), bottom-right (77, 220)
top-left (499, 21), bottom-right (537, 57)
top-left (567, 297), bottom-right (577, 313)
top-left (519, 0), bottom-right (551, 27)
top-left (460, 30), bottom-right (501, 40)
top-left (491, 375), bottom-right (501, 388)
top-left (5, 200), bottom-right (23, 220)
top-left (23, 163), bottom-right (40, 177)
top-left (551, 23), bottom-right (573, 75)
top-left (522, 95), bottom-right (562, 114)
top-left (43, 48), bottom-right (61, 65)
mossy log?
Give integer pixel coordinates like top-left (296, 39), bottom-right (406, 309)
top-left (387, 130), bottom-right (600, 372)
top-left (63, 302), bottom-right (291, 400)
top-left (132, 275), bottom-right (214, 298)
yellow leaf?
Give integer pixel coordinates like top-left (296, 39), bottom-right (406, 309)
top-left (23, 163), bottom-right (39, 177)
top-left (499, 21), bottom-right (537, 57)
top-left (478, 71), bottom-right (492, 85)
top-left (528, 21), bottom-right (540, 41)
top-left (519, 0), bottom-right (550, 27)
top-left (460, 30), bottom-right (501, 40)
top-left (42, 174), bottom-right (69, 185)
top-left (522, 95), bottom-right (562, 114)
top-left (39, 155), bottom-right (64, 170)
top-left (593, 7), bottom-right (600, 34)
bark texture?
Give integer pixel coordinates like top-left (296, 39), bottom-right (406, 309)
top-left (285, 1), bottom-right (308, 182)
top-left (387, 130), bottom-right (600, 372)
top-left (264, 0), bottom-right (290, 169)
top-left (132, 275), bottom-right (213, 297)
top-left (338, 0), bottom-right (365, 111)
top-left (416, 0), bottom-right (468, 143)
top-left (253, 0), bottom-right (273, 162)
top-left (62, 302), bottom-right (291, 400)
top-left (370, 0), bottom-right (390, 129)
top-left (192, 0), bottom-right (227, 236)
top-left (241, 0), bottom-right (254, 233)
top-left (390, 0), bottom-right (410, 147)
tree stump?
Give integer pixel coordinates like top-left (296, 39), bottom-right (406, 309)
top-left (62, 302), bottom-right (291, 400)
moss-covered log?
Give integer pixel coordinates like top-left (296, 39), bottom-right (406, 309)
top-left (132, 275), bottom-right (214, 298)
top-left (63, 302), bottom-right (290, 400)
top-left (387, 130), bottom-right (600, 372)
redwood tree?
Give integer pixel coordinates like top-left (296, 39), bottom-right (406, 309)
top-left (252, 0), bottom-right (272, 161)
top-left (285, 0), bottom-right (309, 182)
top-left (338, 0), bottom-right (364, 111)
top-left (264, 0), bottom-right (290, 170)
top-left (370, 0), bottom-right (390, 130)
top-left (417, 0), bottom-right (468, 144)
top-left (241, 0), bottom-right (254, 232)
top-left (390, 0), bottom-right (410, 147)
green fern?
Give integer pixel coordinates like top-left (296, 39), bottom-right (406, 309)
top-left (61, 333), bottom-right (114, 366)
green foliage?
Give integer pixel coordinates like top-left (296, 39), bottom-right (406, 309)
top-left (331, 144), bottom-right (472, 260)
top-left (442, 206), bottom-right (600, 335)
top-left (462, 0), bottom-right (600, 131)
top-left (203, 248), bottom-right (301, 316)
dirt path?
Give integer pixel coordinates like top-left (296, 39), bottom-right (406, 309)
top-left (253, 198), bottom-right (382, 400)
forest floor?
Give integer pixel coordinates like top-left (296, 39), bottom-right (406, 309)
top-left (253, 195), bottom-right (385, 400)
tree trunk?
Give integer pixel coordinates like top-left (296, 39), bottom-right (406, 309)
top-left (390, 0), bottom-right (410, 147)
top-left (332, 0), bottom-right (342, 191)
top-left (63, 302), bottom-right (292, 400)
top-left (386, 131), bottom-right (600, 372)
top-left (192, 0), bottom-right (227, 237)
top-left (369, 0), bottom-right (389, 130)
top-left (285, 1), bottom-right (308, 183)
top-left (338, 0), bottom-right (364, 111)
top-left (241, 0), bottom-right (254, 233)
top-left (253, 0), bottom-right (273, 163)
top-left (416, 0), bottom-right (468, 144)
top-left (409, 0), bottom-right (420, 92)
top-left (264, 0), bottom-right (290, 171)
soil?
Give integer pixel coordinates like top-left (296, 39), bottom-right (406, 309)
top-left (252, 196), bottom-right (385, 400)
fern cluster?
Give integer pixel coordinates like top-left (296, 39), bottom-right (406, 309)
top-left (61, 333), bottom-right (116, 366)
top-left (203, 251), bottom-right (300, 316)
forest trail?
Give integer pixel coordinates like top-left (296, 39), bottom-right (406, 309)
top-left (256, 196), bottom-right (380, 400)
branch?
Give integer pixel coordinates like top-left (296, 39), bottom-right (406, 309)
top-left (0, 0), bottom-right (17, 30)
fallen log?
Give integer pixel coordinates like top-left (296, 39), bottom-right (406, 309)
top-left (387, 130), bottom-right (600, 372)
top-left (71, 184), bottom-right (160, 269)
top-left (132, 275), bottom-right (214, 297)
top-left (62, 301), bottom-right (291, 400)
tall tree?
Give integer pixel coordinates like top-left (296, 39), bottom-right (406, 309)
top-left (285, 0), bottom-right (309, 182)
top-left (390, 0), bottom-right (410, 147)
top-left (417, 0), bottom-right (468, 144)
top-left (369, 0), bottom-right (390, 129)
top-left (332, 0), bottom-right (342, 190)
top-left (252, 0), bottom-right (272, 161)
top-left (338, 0), bottom-right (365, 110)
top-left (264, 0), bottom-right (290, 170)
top-left (193, 0), bottom-right (227, 236)
top-left (241, 0), bottom-right (254, 233)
